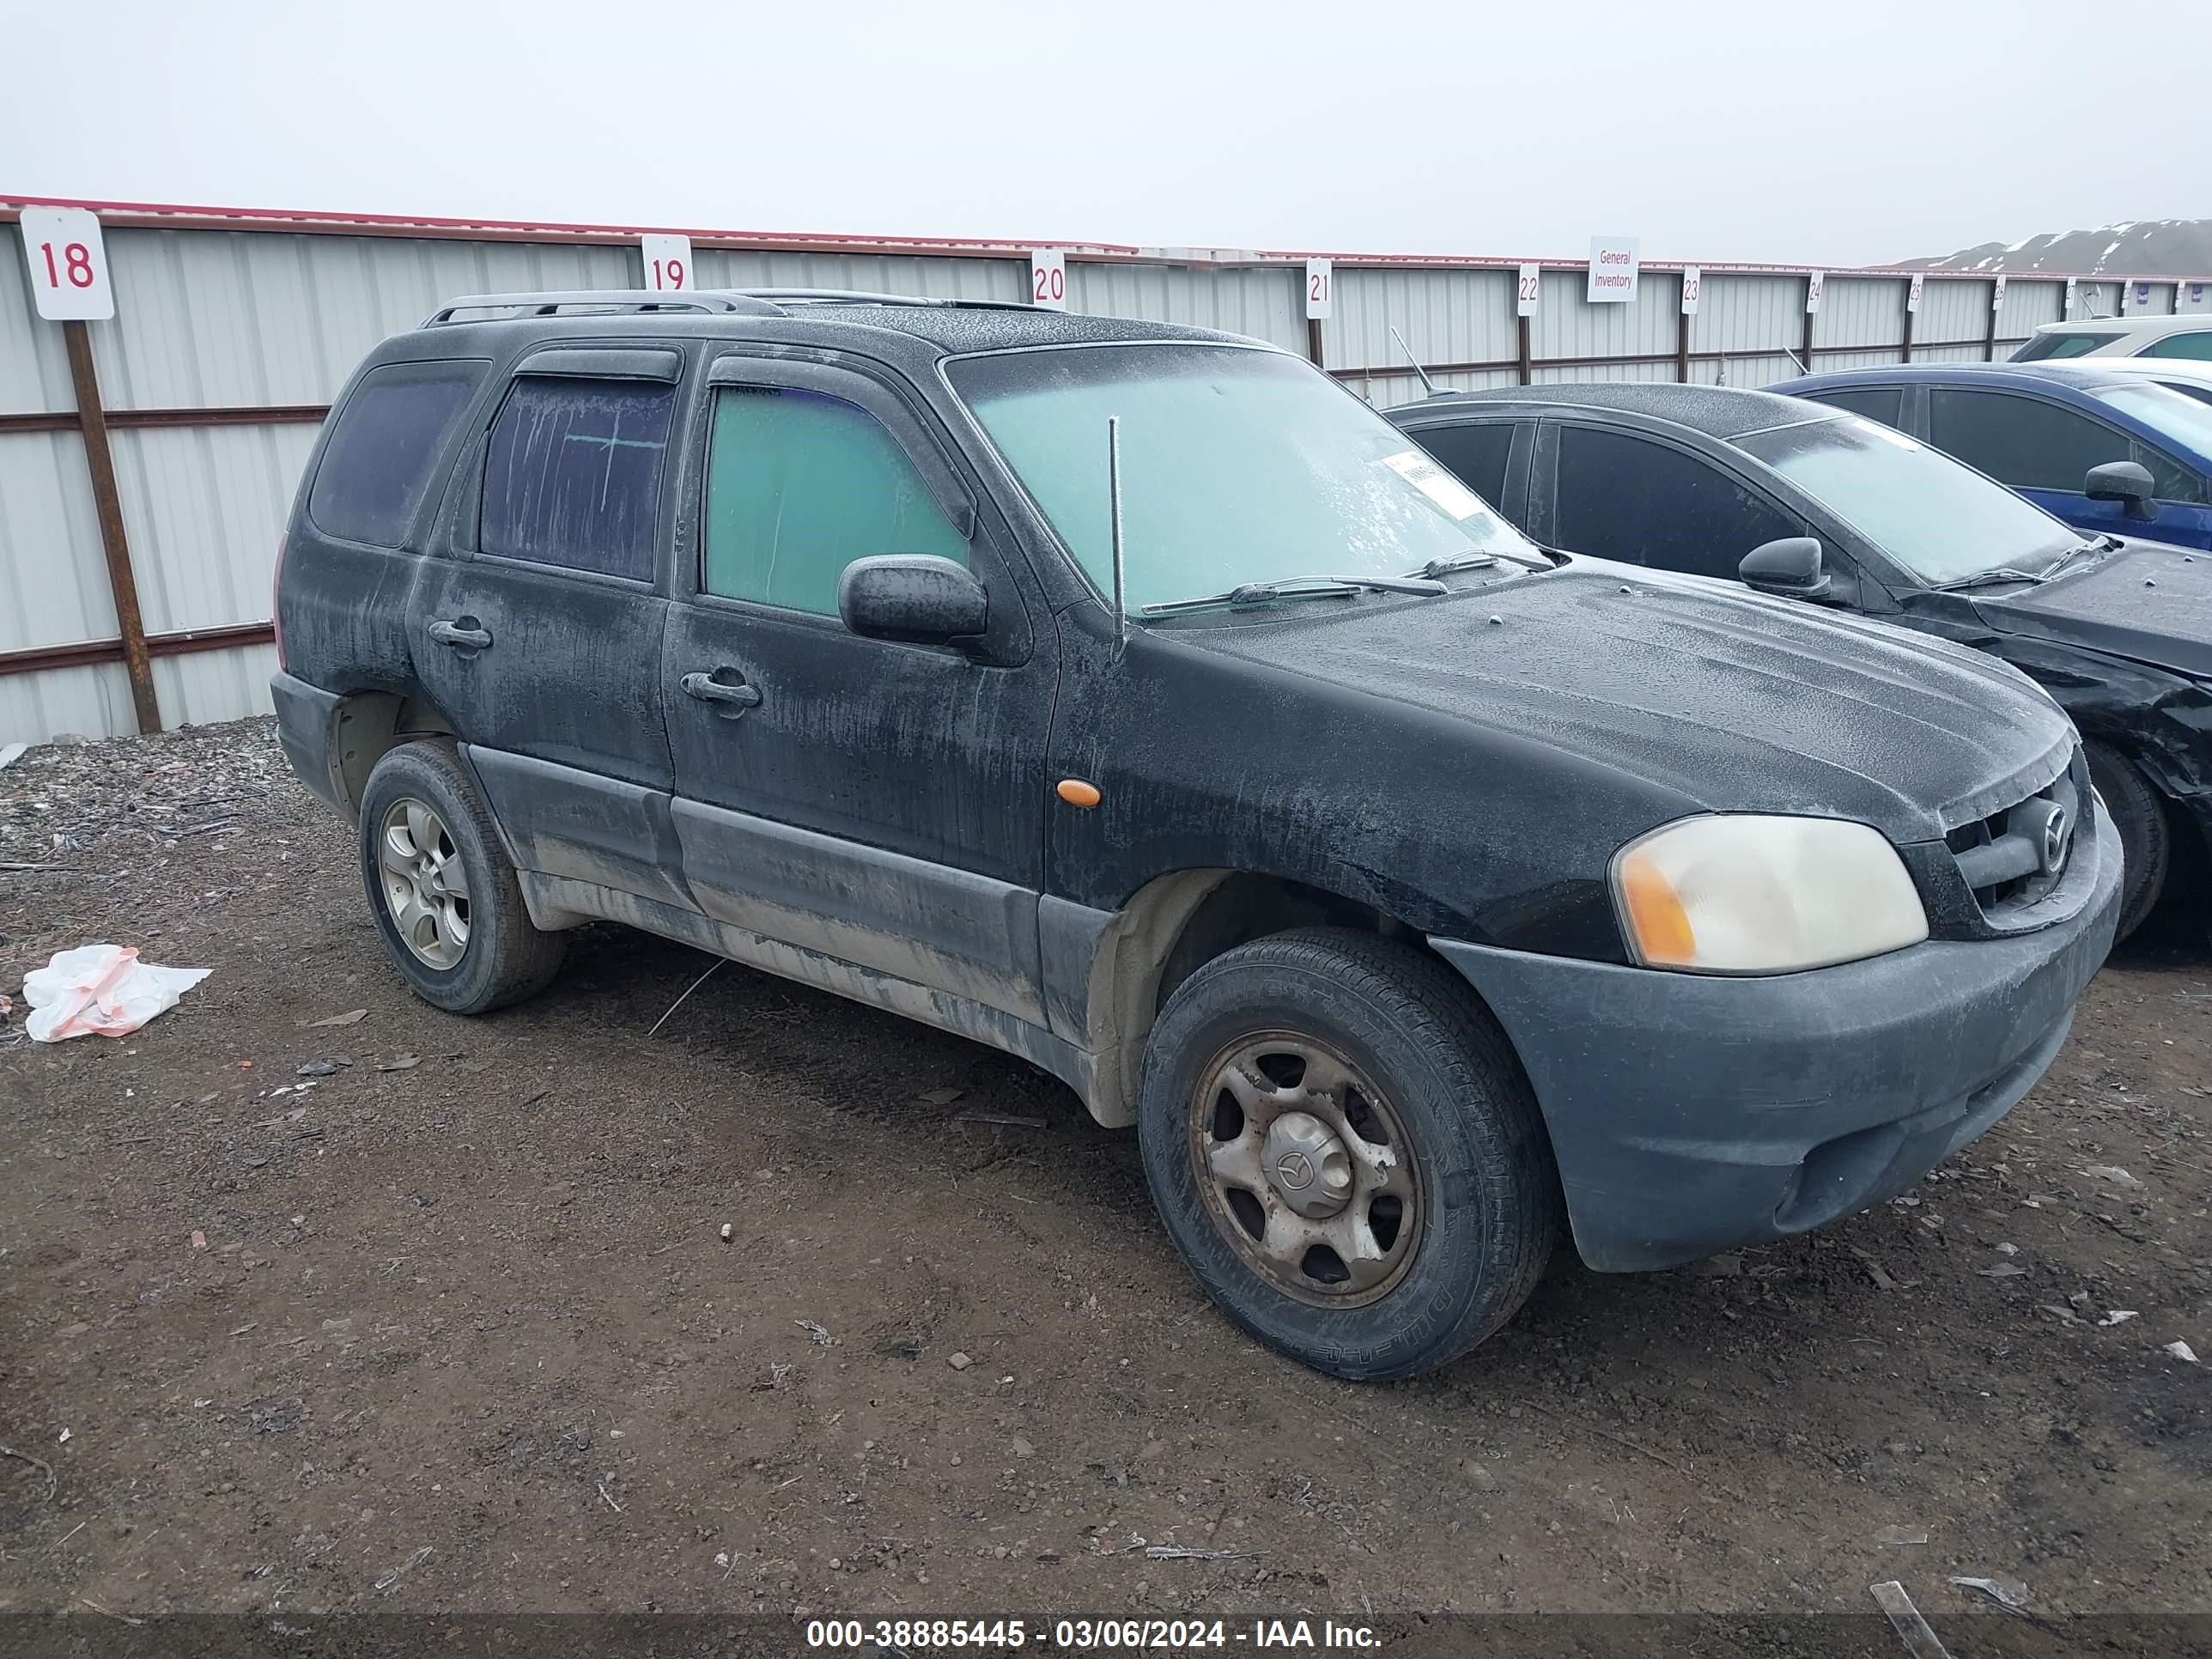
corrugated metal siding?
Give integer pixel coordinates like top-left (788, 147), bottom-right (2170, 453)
top-left (155, 641), bottom-right (278, 728)
top-left (1689, 272), bottom-right (1804, 369)
top-left (690, 248), bottom-right (1025, 303)
top-left (2003, 278), bottom-right (2064, 332)
top-left (1530, 268), bottom-right (1675, 363)
top-left (1066, 263), bottom-right (1303, 349)
top-left (0, 431), bottom-right (112, 650)
top-left (1326, 267), bottom-right (1517, 379)
top-left (0, 242), bottom-right (75, 414)
top-left (1915, 276), bottom-right (1989, 345)
top-left (110, 422), bottom-right (314, 634)
top-left (1812, 276), bottom-right (1900, 349)
top-left (0, 661), bottom-right (137, 745)
top-left (91, 229), bottom-right (636, 409)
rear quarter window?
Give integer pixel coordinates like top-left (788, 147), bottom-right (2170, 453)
top-left (307, 360), bottom-right (486, 546)
top-left (1806, 386), bottom-right (1905, 430)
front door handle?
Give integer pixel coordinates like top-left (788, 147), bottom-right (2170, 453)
top-left (428, 618), bottom-right (493, 651)
top-left (680, 670), bottom-right (763, 713)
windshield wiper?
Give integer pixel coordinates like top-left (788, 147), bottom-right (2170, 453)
top-left (2039, 534), bottom-right (2124, 581)
top-left (1138, 573), bottom-right (1446, 617)
top-left (1407, 548), bottom-right (1549, 578)
top-left (1930, 566), bottom-right (2050, 592)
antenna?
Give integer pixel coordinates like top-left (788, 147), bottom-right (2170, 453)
top-left (1782, 346), bottom-right (1809, 376)
top-left (1108, 415), bottom-right (1127, 663)
top-left (1389, 326), bottom-right (1438, 397)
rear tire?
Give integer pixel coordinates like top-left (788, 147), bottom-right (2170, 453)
top-left (356, 740), bottom-right (565, 1014)
top-left (2087, 741), bottom-right (2169, 942)
top-left (1137, 927), bottom-right (1558, 1382)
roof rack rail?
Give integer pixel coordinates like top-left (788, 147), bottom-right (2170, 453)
top-left (738, 288), bottom-right (1038, 311)
top-left (422, 290), bottom-right (788, 325)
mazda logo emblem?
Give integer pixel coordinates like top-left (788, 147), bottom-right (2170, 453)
top-left (2042, 805), bottom-right (2071, 875)
top-left (1276, 1152), bottom-right (1315, 1189)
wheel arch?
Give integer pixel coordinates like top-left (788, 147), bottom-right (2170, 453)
top-left (1072, 867), bottom-right (1500, 1128)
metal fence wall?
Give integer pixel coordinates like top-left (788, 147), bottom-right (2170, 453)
top-left (5, 197), bottom-right (2207, 745)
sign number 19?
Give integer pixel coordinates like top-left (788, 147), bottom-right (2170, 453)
top-left (639, 234), bottom-right (694, 293)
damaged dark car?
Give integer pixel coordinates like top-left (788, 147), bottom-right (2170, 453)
top-left (273, 295), bottom-right (2119, 1381)
top-left (1390, 384), bottom-right (2212, 941)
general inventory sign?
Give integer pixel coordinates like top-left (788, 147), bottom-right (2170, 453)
top-left (18, 207), bottom-right (115, 320)
top-left (1586, 237), bottom-right (1639, 303)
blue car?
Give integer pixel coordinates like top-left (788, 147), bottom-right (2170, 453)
top-left (1771, 362), bottom-right (2212, 550)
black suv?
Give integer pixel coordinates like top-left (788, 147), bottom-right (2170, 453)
top-left (273, 290), bottom-right (2119, 1380)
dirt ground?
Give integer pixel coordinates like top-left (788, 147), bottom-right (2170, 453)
top-left (2, 719), bottom-right (2209, 1647)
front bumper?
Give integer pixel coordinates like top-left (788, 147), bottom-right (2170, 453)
top-left (1432, 799), bottom-right (2122, 1272)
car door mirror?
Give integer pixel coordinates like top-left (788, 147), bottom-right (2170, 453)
top-left (837, 555), bottom-right (989, 647)
top-left (2084, 460), bottom-right (2157, 520)
top-left (1739, 536), bottom-right (1831, 599)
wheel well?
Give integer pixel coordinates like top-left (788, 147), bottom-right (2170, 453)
top-left (331, 691), bottom-right (456, 816)
top-left (1076, 869), bottom-right (1453, 1128)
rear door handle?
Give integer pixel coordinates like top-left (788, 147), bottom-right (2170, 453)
top-left (680, 670), bottom-right (763, 712)
top-left (428, 618), bottom-right (493, 650)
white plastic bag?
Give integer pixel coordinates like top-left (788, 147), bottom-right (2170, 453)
top-left (23, 944), bottom-right (210, 1042)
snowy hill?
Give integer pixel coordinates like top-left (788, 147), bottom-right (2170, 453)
top-left (1901, 220), bottom-right (2212, 276)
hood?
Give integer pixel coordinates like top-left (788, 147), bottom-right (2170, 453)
top-left (1973, 539), bottom-right (2212, 679)
top-left (1182, 556), bottom-right (2074, 844)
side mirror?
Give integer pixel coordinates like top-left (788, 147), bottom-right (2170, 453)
top-left (1739, 536), bottom-right (1831, 599)
top-left (2084, 459), bottom-right (2156, 520)
top-left (837, 555), bottom-right (988, 647)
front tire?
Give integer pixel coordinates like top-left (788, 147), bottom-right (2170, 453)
top-left (2087, 741), bottom-right (2169, 942)
top-left (356, 741), bottom-right (565, 1014)
top-left (1137, 927), bottom-right (1558, 1381)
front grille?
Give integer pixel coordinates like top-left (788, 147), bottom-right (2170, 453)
top-left (1943, 746), bottom-right (2088, 922)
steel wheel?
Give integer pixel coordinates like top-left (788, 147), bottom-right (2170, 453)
top-left (375, 797), bottom-right (471, 969)
top-left (1189, 1030), bottom-right (1423, 1308)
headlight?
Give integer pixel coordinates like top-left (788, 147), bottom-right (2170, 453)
top-left (1612, 815), bottom-right (1928, 975)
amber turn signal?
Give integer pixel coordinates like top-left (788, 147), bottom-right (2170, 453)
top-left (1056, 779), bottom-right (1103, 808)
top-left (1615, 847), bottom-right (1698, 967)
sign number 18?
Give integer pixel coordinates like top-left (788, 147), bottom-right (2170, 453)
top-left (18, 207), bottom-right (115, 319)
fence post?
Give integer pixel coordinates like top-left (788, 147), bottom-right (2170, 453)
top-left (1801, 278), bottom-right (1816, 376)
top-left (1984, 281), bottom-right (1999, 360)
top-left (63, 319), bottom-right (161, 735)
top-left (1675, 300), bottom-right (1690, 383)
top-left (1899, 280), bottom-right (1915, 363)
top-left (1516, 316), bottom-right (1533, 386)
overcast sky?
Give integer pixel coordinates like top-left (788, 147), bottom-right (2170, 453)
top-left (8, 1), bottom-right (2207, 266)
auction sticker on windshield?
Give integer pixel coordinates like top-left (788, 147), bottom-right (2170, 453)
top-left (1381, 448), bottom-right (1488, 520)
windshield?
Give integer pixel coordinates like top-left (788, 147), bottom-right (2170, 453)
top-left (945, 343), bottom-right (1540, 610)
top-left (2093, 382), bottom-right (2212, 459)
top-left (1732, 416), bottom-right (2081, 585)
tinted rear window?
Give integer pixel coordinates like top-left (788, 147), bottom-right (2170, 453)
top-left (2011, 331), bottom-right (2119, 362)
top-left (480, 377), bottom-right (676, 581)
top-left (1406, 422), bottom-right (1516, 514)
top-left (307, 361), bottom-right (484, 546)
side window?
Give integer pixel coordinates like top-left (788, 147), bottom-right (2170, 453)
top-left (308, 361), bottom-right (484, 546)
top-left (2141, 332), bottom-right (2212, 361)
top-left (480, 376), bottom-right (677, 580)
top-left (1927, 389), bottom-right (2129, 492)
top-left (1808, 386), bottom-right (1905, 430)
top-left (702, 386), bottom-right (967, 617)
top-left (1553, 427), bottom-right (1799, 580)
top-left (1408, 422), bottom-right (1516, 513)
